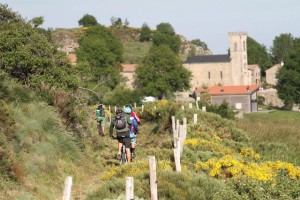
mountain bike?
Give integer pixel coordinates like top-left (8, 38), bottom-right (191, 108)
top-left (111, 136), bottom-right (128, 165)
top-left (120, 140), bottom-right (127, 165)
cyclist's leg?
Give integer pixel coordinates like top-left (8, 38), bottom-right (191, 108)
top-left (101, 120), bottom-right (105, 135)
top-left (131, 135), bottom-right (137, 158)
top-left (98, 121), bottom-right (104, 136)
top-left (117, 136), bottom-right (123, 159)
top-left (123, 137), bottom-right (131, 163)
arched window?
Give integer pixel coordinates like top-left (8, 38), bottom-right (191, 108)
top-left (234, 42), bottom-right (237, 51)
top-left (243, 41), bottom-right (246, 51)
top-left (208, 71), bottom-right (211, 79)
top-left (220, 71), bottom-right (223, 79)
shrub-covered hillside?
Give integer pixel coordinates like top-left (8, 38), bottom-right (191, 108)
top-left (86, 100), bottom-right (300, 200)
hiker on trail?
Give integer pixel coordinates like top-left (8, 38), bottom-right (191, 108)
top-left (124, 106), bottom-right (139, 159)
top-left (109, 108), bottom-right (132, 162)
top-left (95, 104), bottom-right (106, 136)
top-left (126, 104), bottom-right (141, 124)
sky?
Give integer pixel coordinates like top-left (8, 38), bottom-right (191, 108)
top-left (2, 0), bottom-right (300, 54)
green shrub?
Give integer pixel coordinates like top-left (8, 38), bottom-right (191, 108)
top-left (104, 86), bottom-right (143, 107)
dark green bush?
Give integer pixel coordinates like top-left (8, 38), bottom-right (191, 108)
top-left (104, 86), bottom-right (143, 107)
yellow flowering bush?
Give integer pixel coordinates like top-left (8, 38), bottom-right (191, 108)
top-left (240, 147), bottom-right (260, 161)
top-left (264, 161), bottom-right (300, 179)
top-left (184, 138), bottom-right (236, 155)
top-left (184, 139), bottom-right (198, 147)
top-left (155, 99), bottom-right (170, 108)
top-left (195, 155), bottom-right (300, 181)
top-left (100, 159), bottom-right (173, 181)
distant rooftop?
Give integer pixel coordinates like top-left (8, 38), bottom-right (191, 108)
top-left (209, 85), bottom-right (260, 95)
top-left (121, 64), bottom-right (137, 72)
top-left (184, 54), bottom-right (231, 64)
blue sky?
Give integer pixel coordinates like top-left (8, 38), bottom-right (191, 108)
top-left (3, 0), bottom-right (300, 54)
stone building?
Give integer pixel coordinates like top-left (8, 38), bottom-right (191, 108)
top-left (183, 32), bottom-right (260, 91)
top-left (209, 85), bottom-right (260, 113)
top-left (265, 63), bottom-right (282, 85)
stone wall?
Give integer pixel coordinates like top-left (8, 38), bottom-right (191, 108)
top-left (257, 88), bottom-right (284, 108)
top-left (183, 62), bottom-right (231, 90)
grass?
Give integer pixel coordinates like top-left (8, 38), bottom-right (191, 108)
top-left (122, 41), bottom-right (152, 64)
top-left (236, 110), bottom-right (300, 165)
top-left (0, 101), bottom-right (103, 199)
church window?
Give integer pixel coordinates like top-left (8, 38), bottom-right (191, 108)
top-left (234, 43), bottom-right (237, 51)
top-left (243, 41), bottom-right (246, 51)
top-left (220, 71), bottom-right (223, 79)
top-left (208, 72), bottom-right (211, 79)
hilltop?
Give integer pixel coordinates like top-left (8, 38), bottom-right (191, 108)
top-left (52, 26), bottom-right (211, 64)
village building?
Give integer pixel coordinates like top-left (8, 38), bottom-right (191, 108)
top-left (209, 85), bottom-right (260, 113)
top-left (183, 32), bottom-right (261, 90)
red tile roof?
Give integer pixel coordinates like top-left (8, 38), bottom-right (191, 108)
top-left (195, 87), bottom-right (209, 93)
top-left (209, 85), bottom-right (260, 95)
top-left (121, 64), bottom-right (137, 72)
top-left (248, 64), bottom-right (260, 71)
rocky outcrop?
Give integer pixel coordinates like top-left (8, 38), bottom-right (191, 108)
top-left (179, 35), bottom-right (212, 55)
top-left (257, 88), bottom-right (284, 108)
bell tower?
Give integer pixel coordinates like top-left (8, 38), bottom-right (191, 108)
top-left (229, 32), bottom-right (248, 85)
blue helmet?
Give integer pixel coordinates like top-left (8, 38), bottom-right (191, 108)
top-left (124, 107), bottom-right (132, 114)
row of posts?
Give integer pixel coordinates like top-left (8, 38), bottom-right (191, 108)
top-left (62, 156), bottom-right (158, 200)
top-left (64, 101), bottom-right (205, 199)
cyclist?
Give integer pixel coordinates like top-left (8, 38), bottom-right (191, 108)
top-left (95, 104), bottom-right (105, 136)
top-left (109, 108), bottom-right (132, 163)
top-left (124, 106), bottom-right (139, 159)
top-left (126, 104), bottom-right (141, 124)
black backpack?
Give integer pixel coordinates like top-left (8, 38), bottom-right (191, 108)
top-left (115, 113), bottom-right (126, 130)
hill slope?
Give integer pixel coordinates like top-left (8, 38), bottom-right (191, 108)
top-left (52, 26), bottom-right (211, 64)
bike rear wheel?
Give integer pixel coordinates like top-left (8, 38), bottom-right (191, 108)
top-left (120, 144), bottom-right (127, 165)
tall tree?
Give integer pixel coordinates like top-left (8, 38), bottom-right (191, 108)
top-left (247, 37), bottom-right (272, 75)
top-left (152, 22), bottom-right (181, 54)
top-left (0, 3), bottom-right (78, 89)
top-left (76, 25), bottom-right (123, 88)
top-left (30, 16), bottom-right (44, 28)
top-left (139, 23), bottom-right (151, 42)
top-left (78, 14), bottom-right (98, 27)
top-left (191, 39), bottom-right (209, 51)
top-left (270, 33), bottom-right (295, 64)
top-left (110, 17), bottom-right (123, 28)
top-left (135, 45), bottom-right (191, 99)
top-left (276, 39), bottom-right (300, 107)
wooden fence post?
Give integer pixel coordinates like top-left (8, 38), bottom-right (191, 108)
top-left (126, 176), bottom-right (134, 200)
top-left (196, 101), bottom-right (199, 110)
top-left (176, 119), bottom-right (179, 137)
top-left (148, 156), bottom-right (158, 200)
top-left (62, 176), bottom-right (72, 200)
top-left (142, 105), bottom-right (144, 113)
top-left (193, 113), bottom-right (198, 125)
top-left (174, 137), bottom-right (181, 172)
top-left (183, 118), bottom-right (187, 140)
top-left (134, 102), bottom-right (136, 108)
top-left (172, 116), bottom-right (176, 145)
top-left (114, 106), bottom-right (117, 113)
top-left (189, 103), bottom-right (192, 109)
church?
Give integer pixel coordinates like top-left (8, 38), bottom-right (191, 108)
top-left (183, 32), bottom-right (261, 91)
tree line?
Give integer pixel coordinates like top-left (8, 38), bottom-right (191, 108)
top-left (1, 4), bottom-right (300, 108)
